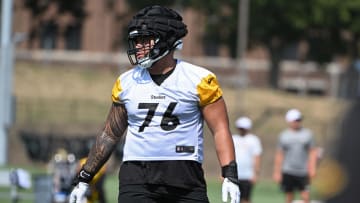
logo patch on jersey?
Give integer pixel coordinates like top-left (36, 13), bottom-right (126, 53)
top-left (151, 95), bottom-right (166, 100)
top-left (176, 145), bottom-right (195, 153)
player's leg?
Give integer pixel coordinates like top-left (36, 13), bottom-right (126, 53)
top-left (297, 175), bottom-right (310, 203)
top-left (285, 192), bottom-right (295, 203)
top-left (299, 190), bottom-right (310, 203)
top-left (281, 173), bottom-right (296, 203)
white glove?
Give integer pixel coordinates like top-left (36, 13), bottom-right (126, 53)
top-left (222, 178), bottom-right (240, 203)
top-left (69, 182), bottom-right (89, 203)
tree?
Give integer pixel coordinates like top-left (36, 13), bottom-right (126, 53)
top-left (249, 0), bottom-right (360, 87)
top-left (125, 1), bottom-right (360, 87)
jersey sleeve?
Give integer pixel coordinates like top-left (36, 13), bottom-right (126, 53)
top-left (111, 77), bottom-right (122, 103)
top-left (196, 74), bottom-right (223, 107)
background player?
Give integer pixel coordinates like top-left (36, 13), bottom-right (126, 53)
top-left (232, 116), bottom-right (262, 203)
top-left (273, 109), bottom-right (318, 203)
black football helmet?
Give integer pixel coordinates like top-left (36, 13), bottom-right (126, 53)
top-left (127, 5), bottom-right (188, 68)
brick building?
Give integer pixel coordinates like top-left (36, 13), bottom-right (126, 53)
top-left (12, 0), bottom-right (205, 57)
top-left (16, 1), bottom-right (330, 90)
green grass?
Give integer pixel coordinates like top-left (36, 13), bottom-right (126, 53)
top-left (0, 171), bottom-right (323, 203)
top-left (208, 179), bottom-right (285, 203)
top-left (103, 175), bottom-right (302, 203)
top-left (104, 175), bottom-right (285, 203)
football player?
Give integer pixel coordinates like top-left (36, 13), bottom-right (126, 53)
top-left (69, 5), bottom-right (239, 203)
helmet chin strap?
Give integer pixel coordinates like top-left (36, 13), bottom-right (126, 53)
top-left (140, 40), bottom-right (182, 69)
top-left (174, 40), bottom-right (183, 50)
top-left (138, 50), bottom-right (170, 69)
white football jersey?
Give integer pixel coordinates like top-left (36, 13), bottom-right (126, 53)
top-left (232, 134), bottom-right (262, 179)
top-left (112, 60), bottom-right (223, 163)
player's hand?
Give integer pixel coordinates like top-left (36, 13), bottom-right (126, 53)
top-left (222, 178), bottom-right (240, 203)
top-left (69, 182), bottom-right (89, 203)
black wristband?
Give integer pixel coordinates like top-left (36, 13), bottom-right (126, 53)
top-left (221, 160), bottom-right (238, 179)
top-left (72, 167), bottom-right (94, 185)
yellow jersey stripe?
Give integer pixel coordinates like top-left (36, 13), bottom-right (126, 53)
top-left (111, 78), bottom-right (122, 103)
top-left (197, 74), bottom-right (223, 107)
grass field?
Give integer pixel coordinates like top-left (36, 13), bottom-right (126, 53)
top-left (104, 174), bottom-right (318, 203)
top-left (0, 170), bottom-right (321, 203)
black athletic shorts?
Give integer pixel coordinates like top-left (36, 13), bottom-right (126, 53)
top-left (281, 173), bottom-right (309, 193)
top-left (118, 161), bottom-right (209, 203)
top-left (238, 180), bottom-right (253, 201)
top-left (118, 184), bottom-right (209, 203)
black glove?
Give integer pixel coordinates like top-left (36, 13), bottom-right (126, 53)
top-left (221, 160), bottom-right (239, 184)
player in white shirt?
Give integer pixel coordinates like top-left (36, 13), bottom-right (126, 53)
top-left (232, 117), bottom-right (262, 203)
top-left (69, 5), bottom-right (240, 203)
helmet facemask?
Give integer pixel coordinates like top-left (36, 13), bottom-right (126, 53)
top-left (126, 5), bottom-right (188, 69)
top-left (127, 30), bottom-right (169, 69)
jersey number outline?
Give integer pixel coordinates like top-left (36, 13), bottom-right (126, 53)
top-left (138, 102), bottom-right (180, 132)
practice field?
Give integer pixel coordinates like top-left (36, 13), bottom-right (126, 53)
top-left (0, 172), bottom-right (320, 203)
top-left (103, 174), bottom-right (321, 203)
top-left (102, 174), bottom-right (314, 203)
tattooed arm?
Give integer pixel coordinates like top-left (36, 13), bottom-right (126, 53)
top-left (69, 103), bottom-right (127, 202)
top-left (82, 102), bottom-right (128, 175)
